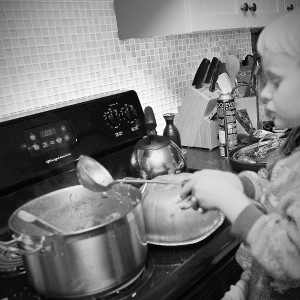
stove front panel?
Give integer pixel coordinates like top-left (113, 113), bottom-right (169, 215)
top-left (0, 90), bottom-right (146, 194)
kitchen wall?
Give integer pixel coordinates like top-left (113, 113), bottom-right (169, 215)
top-left (0, 0), bottom-right (252, 132)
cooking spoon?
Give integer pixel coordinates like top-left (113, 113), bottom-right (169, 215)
top-left (76, 155), bottom-right (181, 192)
top-left (17, 210), bottom-right (66, 235)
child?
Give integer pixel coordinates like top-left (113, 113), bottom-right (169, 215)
top-left (179, 9), bottom-right (300, 300)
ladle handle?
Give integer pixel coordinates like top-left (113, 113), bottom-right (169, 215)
top-left (18, 210), bottom-right (66, 235)
top-left (115, 179), bottom-right (181, 185)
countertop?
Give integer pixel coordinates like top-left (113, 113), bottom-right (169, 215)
top-left (184, 146), bottom-right (233, 173)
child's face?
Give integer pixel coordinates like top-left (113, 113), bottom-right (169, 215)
top-left (260, 50), bottom-right (300, 129)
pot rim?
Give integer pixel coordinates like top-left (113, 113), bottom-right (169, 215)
top-left (10, 205), bottom-right (143, 238)
top-left (8, 184), bottom-right (143, 238)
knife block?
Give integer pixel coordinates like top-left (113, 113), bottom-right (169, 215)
top-left (176, 86), bottom-right (220, 150)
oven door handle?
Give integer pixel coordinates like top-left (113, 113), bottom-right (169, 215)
top-left (0, 234), bottom-right (44, 255)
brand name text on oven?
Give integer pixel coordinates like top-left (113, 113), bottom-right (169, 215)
top-left (46, 153), bottom-right (72, 164)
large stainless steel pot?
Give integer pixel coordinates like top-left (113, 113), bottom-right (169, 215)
top-left (130, 106), bottom-right (187, 179)
top-left (4, 184), bottom-right (147, 298)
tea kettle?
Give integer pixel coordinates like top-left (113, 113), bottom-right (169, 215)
top-left (130, 106), bottom-right (187, 179)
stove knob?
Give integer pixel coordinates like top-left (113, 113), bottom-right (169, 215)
top-left (107, 110), bottom-right (119, 126)
top-left (124, 106), bottom-right (137, 122)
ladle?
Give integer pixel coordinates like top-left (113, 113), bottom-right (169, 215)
top-left (76, 155), bottom-right (181, 192)
top-left (17, 210), bottom-right (66, 235)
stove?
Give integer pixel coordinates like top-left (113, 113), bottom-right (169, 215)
top-left (0, 90), bottom-right (242, 300)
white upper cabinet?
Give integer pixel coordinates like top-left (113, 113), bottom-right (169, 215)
top-left (282, 0), bottom-right (300, 14)
top-left (187, 0), bottom-right (247, 32)
top-left (187, 0), bottom-right (282, 32)
top-left (114, 0), bottom-right (291, 40)
top-left (245, 0), bottom-right (281, 28)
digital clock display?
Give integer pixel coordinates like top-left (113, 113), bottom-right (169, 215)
top-left (40, 128), bottom-right (57, 138)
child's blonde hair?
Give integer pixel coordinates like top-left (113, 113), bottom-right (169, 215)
top-left (257, 9), bottom-right (300, 60)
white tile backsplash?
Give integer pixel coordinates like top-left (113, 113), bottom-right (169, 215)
top-left (0, 0), bottom-right (251, 132)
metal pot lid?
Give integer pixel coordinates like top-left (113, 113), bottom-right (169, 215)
top-left (141, 174), bottom-right (225, 246)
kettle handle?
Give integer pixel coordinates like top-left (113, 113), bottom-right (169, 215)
top-left (144, 106), bottom-right (157, 132)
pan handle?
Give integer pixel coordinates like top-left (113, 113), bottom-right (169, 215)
top-left (0, 234), bottom-right (44, 255)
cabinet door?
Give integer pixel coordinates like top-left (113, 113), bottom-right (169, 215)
top-left (114, 0), bottom-right (189, 39)
top-left (187, 0), bottom-right (247, 32)
top-left (282, 0), bottom-right (300, 14)
top-left (246, 0), bottom-right (281, 28)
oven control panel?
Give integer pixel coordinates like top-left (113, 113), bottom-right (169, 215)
top-left (103, 102), bottom-right (140, 137)
top-left (23, 120), bottom-right (76, 156)
top-left (0, 90), bottom-right (146, 192)
top-left (103, 103), bottom-right (138, 128)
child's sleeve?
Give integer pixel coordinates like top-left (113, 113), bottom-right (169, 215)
top-left (238, 170), bottom-right (266, 201)
top-left (221, 271), bottom-right (251, 300)
top-left (231, 192), bottom-right (300, 281)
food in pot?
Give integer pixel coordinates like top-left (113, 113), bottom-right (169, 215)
top-left (11, 184), bottom-right (140, 236)
top-left (141, 173), bottom-right (224, 245)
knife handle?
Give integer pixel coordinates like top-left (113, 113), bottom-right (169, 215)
top-left (192, 64), bottom-right (200, 86)
top-left (194, 59), bottom-right (210, 89)
top-left (192, 58), bottom-right (205, 85)
top-left (209, 60), bottom-right (221, 92)
top-left (192, 58), bottom-right (209, 85)
top-left (204, 57), bottom-right (219, 84)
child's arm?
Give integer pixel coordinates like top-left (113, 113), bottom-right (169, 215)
top-left (231, 190), bottom-right (300, 281)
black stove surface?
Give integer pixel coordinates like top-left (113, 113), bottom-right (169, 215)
top-left (0, 91), bottom-right (242, 299)
top-left (0, 168), bottom-right (240, 300)
top-left (0, 225), bottom-right (238, 300)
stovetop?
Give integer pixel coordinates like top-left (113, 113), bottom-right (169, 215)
top-left (0, 166), bottom-right (239, 300)
top-left (0, 90), bottom-right (241, 299)
top-left (0, 174), bottom-right (238, 300)
top-left (0, 231), bottom-right (238, 300)
top-left (0, 212), bottom-right (236, 300)
top-left (0, 234), bottom-right (238, 300)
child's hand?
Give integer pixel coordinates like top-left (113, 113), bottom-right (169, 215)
top-left (179, 170), bottom-right (243, 210)
top-left (179, 169), bottom-right (251, 223)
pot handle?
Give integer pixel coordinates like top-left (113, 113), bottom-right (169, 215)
top-left (0, 234), bottom-right (44, 255)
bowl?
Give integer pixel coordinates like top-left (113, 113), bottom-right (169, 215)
top-left (229, 146), bottom-right (265, 173)
top-left (229, 138), bottom-right (286, 173)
